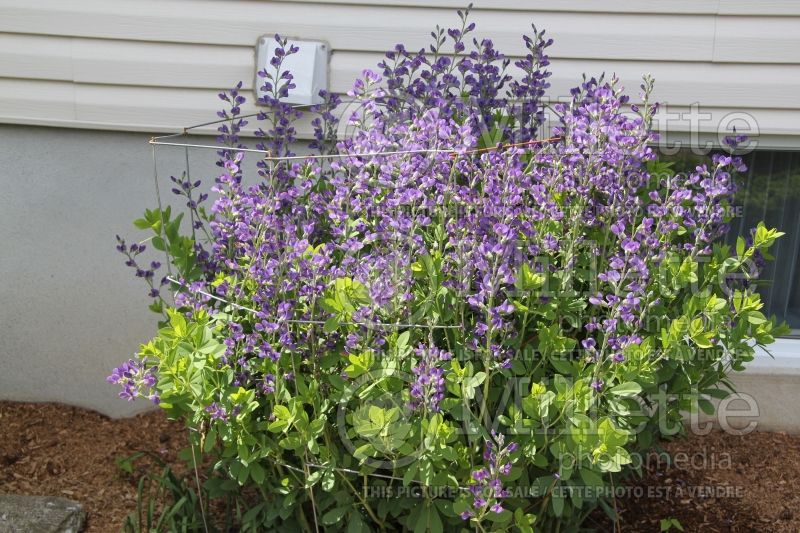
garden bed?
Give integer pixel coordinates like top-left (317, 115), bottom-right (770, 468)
top-left (2, 400), bottom-right (799, 532)
top-left (0, 401), bottom-right (183, 532)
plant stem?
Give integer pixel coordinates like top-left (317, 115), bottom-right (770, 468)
top-left (337, 471), bottom-right (385, 530)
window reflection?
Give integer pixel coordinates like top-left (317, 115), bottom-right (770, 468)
top-left (664, 149), bottom-right (800, 335)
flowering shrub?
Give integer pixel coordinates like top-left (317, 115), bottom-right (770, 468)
top-left (112, 9), bottom-right (787, 532)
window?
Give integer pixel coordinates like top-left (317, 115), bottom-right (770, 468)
top-left (665, 149), bottom-right (800, 336)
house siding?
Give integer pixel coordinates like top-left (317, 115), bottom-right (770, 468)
top-left (1, 0), bottom-right (799, 143)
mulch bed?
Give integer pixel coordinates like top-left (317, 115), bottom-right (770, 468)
top-left (0, 402), bottom-right (184, 532)
top-left (591, 430), bottom-right (800, 532)
top-left (2, 400), bottom-right (799, 532)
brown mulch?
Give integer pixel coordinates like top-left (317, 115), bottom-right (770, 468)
top-left (2, 401), bottom-right (800, 532)
top-left (594, 430), bottom-right (800, 532)
top-left (0, 401), bottom-right (185, 532)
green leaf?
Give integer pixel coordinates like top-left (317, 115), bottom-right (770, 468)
top-left (607, 399), bottom-right (631, 416)
top-left (346, 513), bottom-right (367, 533)
top-left (514, 507), bottom-right (536, 533)
top-left (279, 436), bottom-right (303, 450)
top-left (736, 236), bottom-right (745, 257)
top-left (236, 462), bottom-right (249, 485)
top-left (323, 317), bottom-right (339, 334)
top-left (353, 443), bottom-right (376, 461)
top-left (423, 503), bottom-right (443, 533)
top-left (609, 382), bottom-right (642, 397)
top-left (321, 505), bottom-right (349, 525)
top-left (402, 461), bottom-right (419, 486)
top-left (550, 357), bottom-right (574, 375)
top-left (550, 486), bottom-right (565, 517)
top-left (305, 469), bottom-right (323, 488)
top-left (661, 518), bottom-right (685, 532)
top-left (273, 405), bottom-right (292, 420)
top-left (698, 398), bottom-right (716, 416)
top-left (579, 468), bottom-right (603, 488)
top-left (133, 217), bottom-right (152, 230)
top-left (321, 469), bottom-right (335, 491)
top-left (396, 330), bottom-right (410, 356)
top-left (203, 427), bottom-right (216, 453)
top-left (250, 462), bottom-right (265, 484)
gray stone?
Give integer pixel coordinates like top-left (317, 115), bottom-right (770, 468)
top-left (0, 495), bottom-right (85, 533)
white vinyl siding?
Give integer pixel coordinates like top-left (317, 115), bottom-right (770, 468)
top-left (1, 0), bottom-right (799, 141)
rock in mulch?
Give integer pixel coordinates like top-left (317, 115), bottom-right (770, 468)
top-left (0, 495), bottom-right (85, 533)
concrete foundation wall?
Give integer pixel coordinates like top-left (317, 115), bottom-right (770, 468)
top-left (0, 124), bottom-right (228, 417)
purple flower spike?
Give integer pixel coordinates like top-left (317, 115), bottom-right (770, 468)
top-left (409, 344), bottom-right (452, 412)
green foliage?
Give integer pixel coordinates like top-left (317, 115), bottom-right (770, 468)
top-left (129, 222), bottom-right (787, 530)
top-left (119, 452), bottom-right (209, 533)
top-left (660, 517), bottom-right (685, 532)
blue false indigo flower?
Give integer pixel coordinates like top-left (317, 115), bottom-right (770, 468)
top-left (409, 344), bottom-right (452, 412)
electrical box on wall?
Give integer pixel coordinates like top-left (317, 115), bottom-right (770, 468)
top-left (255, 37), bottom-right (329, 106)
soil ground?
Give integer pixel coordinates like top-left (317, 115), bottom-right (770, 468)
top-left (2, 401), bottom-right (799, 532)
top-left (588, 430), bottom-right (800, 532)
top-left (0, 402), bottom-right (184, 532)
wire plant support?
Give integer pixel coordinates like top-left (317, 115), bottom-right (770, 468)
top-left (140, 98), bottom-right (566, 529)
top-left (149, 106), bottom-right (560, 331)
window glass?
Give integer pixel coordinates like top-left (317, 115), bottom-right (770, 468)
top-left (664, 149), bottom-right (800, 335)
